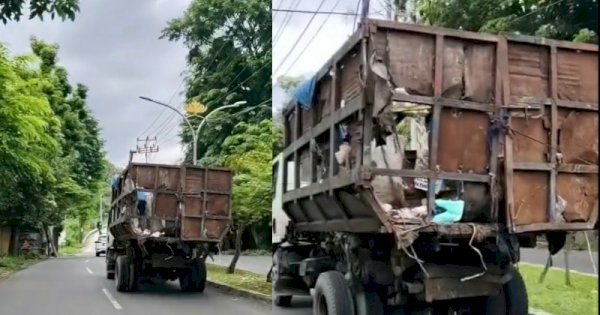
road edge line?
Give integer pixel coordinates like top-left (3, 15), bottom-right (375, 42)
top-left (102, 288), bottom-right (123, 310)
top-left (206, 279), bottom-right (272, 303)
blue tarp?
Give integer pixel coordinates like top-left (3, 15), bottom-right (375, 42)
top-left (293, 76), bottom-right (317, 111)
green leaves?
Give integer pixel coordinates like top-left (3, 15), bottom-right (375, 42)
top-left (0, 0), bottom-right (79, 24)
top-left (163, 0), bottom-right (271, 164)
top-left (418, 0), bottom-right (598, 43)
top-left (0, 40), bottom-right (106, 230)
top-left (221, 120), bottom-right (273, 226)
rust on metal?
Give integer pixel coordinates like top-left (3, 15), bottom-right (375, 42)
top-left (109, 163), bottom-right (232, 243)
top-left (280, 18), bottom-right (598, 237)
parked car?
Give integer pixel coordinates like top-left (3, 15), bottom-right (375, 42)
top-left (95, 234), bottom-right (107, 257)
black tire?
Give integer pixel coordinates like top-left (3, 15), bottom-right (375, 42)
top-left (484, 269), bottom-right (528, 315)
top-left (96, 252), bottom-right (100, 257)
top-left (115, 255), bottom-right (130, 292)
top-left (106, 253), bottom-right (115, 280)
top-left (274, 295), bottom-right (292, 307)
top-left (363, 291), bottom-right (384, 315)
top-left (128, 261), bottom-right (139, 292)
top-left (179, 260), bottom-right (207, 292)
top-left (313, 271), bottom-right (354, 315)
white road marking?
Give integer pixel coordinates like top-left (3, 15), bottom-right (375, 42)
top-left (86, 267), bottom-right (94, 275)
top-left (102, 288), bottom-right (123, 310)
top-left (85, 260), bottom-right (89, 263)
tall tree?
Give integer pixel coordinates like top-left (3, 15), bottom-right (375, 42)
top-left (161, 0), bottom-right (271, 164)
top-left (418, 0), bottom-right (598, 43)
top-left (0, 0), bottom-right (79, 23)
top-left (0, 40), bottom-right (106, 254)
top-left (219, 120), bottom-right (273, 273)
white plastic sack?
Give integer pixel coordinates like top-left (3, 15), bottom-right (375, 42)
top-left (371, 134), bottom-right (405, 205)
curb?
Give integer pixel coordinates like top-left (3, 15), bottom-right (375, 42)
top-left (519, 262), bottom-right (598, 277)
top-left (206, 279), bottom-right (272, 303)
top-left (530, 308), bottom-right (557, 315)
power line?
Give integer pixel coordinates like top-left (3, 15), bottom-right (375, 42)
top-left (352, 0), bottom-right (361, 32)
top-left (273, 8), bottom-right (359, 16)
top-left (281, 0), bottom-right (344, 76)
top-left (273, 0), bottom-right (301, 46)
top-left (505, 0), bottom-right (566, 27)
top-left (144, 38), bottom-right (232, 140)
top-left (161, 99), bottom-right (272, 145)
top-left (272, 0), bottom-right (287, 20)
top-left (273, 0), bottom-right (327, 75)
top-left (138, 78), bottom-right (184, 138)
top-left (150, 40), bottom-right (237, 140)
top-left (158, 42), bottom-right (270, 137)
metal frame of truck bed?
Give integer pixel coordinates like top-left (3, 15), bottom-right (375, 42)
top-left (280, 19), bottom-right (598, 236)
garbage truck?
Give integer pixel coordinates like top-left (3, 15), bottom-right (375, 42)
top-left (271, 18), bottom-right (598, 315)
top-left (106, 163), bottom-right (232, 292)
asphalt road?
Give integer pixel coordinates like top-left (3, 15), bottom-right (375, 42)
top-left (520, 247), bottom-right (598, 275)
top-left (211, 248), bottom-right (598, 277)
top-left (0, 255), bottom-right (271, 315)
top-left (210, 254), bottom-right (271, 276)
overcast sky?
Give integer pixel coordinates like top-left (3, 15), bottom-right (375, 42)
top-left (272, 0), bottom-right (388, 111)
top-left (0, 0), bottom-right (193, 168)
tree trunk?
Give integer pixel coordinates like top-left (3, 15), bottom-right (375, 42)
top-left (8, 225), bottom-right (19, 256)
top-left (42, 224), bottom-right (57, 257)
top-left (227, 223), bottom-right (245, 274)
top-left (250, 225), bottom-right (261, 249)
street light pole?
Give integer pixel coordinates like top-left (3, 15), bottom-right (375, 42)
top-left (139, 96), bottom-right (245, 165)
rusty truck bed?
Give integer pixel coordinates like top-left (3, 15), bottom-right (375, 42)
top-left (280, 19), bottom-right (598, 238)
top-left (109, 163), bottom-right (232, 242)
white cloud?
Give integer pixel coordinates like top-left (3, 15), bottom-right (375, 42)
top-left (272, 0), bottom-right (388, 108)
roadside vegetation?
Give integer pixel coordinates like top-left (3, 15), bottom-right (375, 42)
top-left (521, 264), bottom-right (598, 315)
top-left (206, 263), bottom-right (271, 297)
top-left (162, 0), bottom-right (271, 273)
top-left (0, 4), bottom-right (107, 258)
top-left (0, 254), bottom-right (43, 278)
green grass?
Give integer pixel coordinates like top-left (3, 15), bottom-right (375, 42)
top-left (219, 249), bottom-right (270, 256)
top-left (206, 263), bottom-right (271, 296)
top-left (0, 255), bottom-right (43, 278)
top-left (520, 264), bottom-right (598, 315)
top-left (60, 244), bottom-right (83, 257)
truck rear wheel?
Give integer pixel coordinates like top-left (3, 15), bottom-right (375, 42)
top-left (128, 261), bottom-right (139, 292)
top-left (313, 271), bottom-right (354, 315)
top-left (275, 295), bottom-right (292, 307)
top-left (115, 255), bottom-right (130, 292)
top-left (106, 249), bottom-right (115, 280)
top-left (179, 260), bottom-right (207, 292)
top-left (484, 270), bottom-right (528, 315)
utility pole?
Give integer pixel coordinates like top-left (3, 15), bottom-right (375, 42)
top-left (383, 0), bottom-right (393, 20)
top-left (136, 137), bottom-right (159, 163)
top-left (128, 150), bottom-right (136, 163)
top-left (361, 0), bottom-right (370, 22)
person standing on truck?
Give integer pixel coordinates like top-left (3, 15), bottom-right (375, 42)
top-left (137, 190), bottom-right (148, 230)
